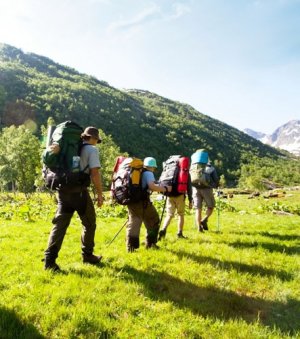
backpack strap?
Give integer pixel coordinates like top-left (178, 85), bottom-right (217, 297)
top-left (82, 164), bottom-right (89, 173)
top-left (80, 143), bottom-right (90, 173)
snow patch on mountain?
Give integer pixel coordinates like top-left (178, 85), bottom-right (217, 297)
top-left (244, 120), bottom-right (300, 156)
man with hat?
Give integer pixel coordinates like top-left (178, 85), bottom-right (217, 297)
top-left (44, 126), bottom-right (104, 271)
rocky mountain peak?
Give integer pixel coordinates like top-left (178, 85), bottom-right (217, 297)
top-left (244, 120), bottom-right (300, 156)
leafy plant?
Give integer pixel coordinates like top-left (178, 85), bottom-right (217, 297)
top-left (0, 125), bottom-right (41, 193)
top-left (256, 201), bottom-right (300, 216)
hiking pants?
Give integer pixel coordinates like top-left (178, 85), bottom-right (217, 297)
top-left (166, 194), bottom-right (185, 217)
top-left (126, 200), bottom-right (160, 248)
top-left (45, 189), bottom-right (97, 261)
top-left (192, 187), bottom-right (215, 209)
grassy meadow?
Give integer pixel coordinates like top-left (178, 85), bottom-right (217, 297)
top-left (0, 190), bottom-right (300, 338)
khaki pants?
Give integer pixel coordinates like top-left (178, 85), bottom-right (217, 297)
top-left (127, 200), bottom-right (160, 248)
top-left (166, 194), bottom-right (185, 217)
top-left (192, 187), bottom-right (215, 208)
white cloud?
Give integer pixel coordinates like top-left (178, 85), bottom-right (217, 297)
top-left (167, 3), bottom-right (191, 20)
top-left (107, 2), bottom-right (190, 33)
top-left (107, 3), bottom-right (161, 33)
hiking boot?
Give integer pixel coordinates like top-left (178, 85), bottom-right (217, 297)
top-left (145, 243), bottom-right (160, 250)
top-left (127, 244), bottom-right (136, 253)
top-left (201, 219), bottom-right (208, 231)
top-left (44, 262), bottom-right (61, 272)
top-left (177, 232), bottom-right (187, 239)
top-left (127, 236), bottom-right (140, 252)
top-left (158, 229), bottom-right (166, 241)
top-left (198, 225), bottom-right (204, 233)
top-left (82, 254), bottom-right (102, 264)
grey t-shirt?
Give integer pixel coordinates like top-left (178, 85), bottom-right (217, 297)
top-left (80, 143), bottom-right (101, 173)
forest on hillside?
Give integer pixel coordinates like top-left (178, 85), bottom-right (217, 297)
top-left (0, 43), bottom-right (299, 191)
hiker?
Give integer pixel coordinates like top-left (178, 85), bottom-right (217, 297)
top-left (158, 155), bottom-right (193, 239)
top-left (44, 126), bottom-right (104, 271)
top-left (190, 150), bottom-right (219, 232)
top-left (126, 157), bottom-right (172, 252)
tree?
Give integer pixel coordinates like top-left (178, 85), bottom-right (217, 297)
top-left (0, 85), bottom-right (6, 127)
top-left (98, 129), bottom-right (127, 189)
top-left (0, 125), bottom-right (41, 192)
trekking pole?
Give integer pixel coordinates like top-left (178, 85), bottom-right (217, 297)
top-left (106, 218), bottom-right (128, 247)
top-left (158, 195), bottom-right (167, 230)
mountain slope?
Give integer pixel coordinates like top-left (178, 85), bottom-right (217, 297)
top-left (244, 120), bottom-right (300, 156)
top-left (0, 43), bottom-right (287, 184)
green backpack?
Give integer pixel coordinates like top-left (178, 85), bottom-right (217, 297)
top-left (189, 163), bottom-right (212, 188)
top-left (42, 121), bottom-right (90, 190)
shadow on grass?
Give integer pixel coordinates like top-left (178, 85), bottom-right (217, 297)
top-left (0, 306), bottom-right (45, 339)
top-left (168, 249), bottom-right (293, 281)
top-left (68, 262), bottom-right (106, 277)
top-left (227, 240), bottom-right (300, 255)
top-left (229, 231), bottom-right (300, 242)
top-left (120, 265), bottom-right (300, 335)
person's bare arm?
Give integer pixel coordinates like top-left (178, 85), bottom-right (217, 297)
top-left (90, 167), bottom-right (103, 207)
top-left (147, 181), bottom-right (172, 193)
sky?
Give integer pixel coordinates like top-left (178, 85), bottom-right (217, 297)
top-left (0, 0), bottom-right (299, 134)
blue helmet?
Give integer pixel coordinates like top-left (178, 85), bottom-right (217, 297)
top-left (143, 157), bottom-right (157, 168)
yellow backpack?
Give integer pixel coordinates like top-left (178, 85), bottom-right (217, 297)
top-left (111, 157), bottom-right (146, 205)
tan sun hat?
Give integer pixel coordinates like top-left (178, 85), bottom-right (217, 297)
top-left (81, 127), bottom-right (102, 143)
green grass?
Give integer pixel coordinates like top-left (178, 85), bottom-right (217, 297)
top-left (0, 191), bottom-right (300, 338)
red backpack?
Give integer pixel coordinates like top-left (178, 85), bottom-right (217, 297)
top-left (159, 155), bottom-right (190, 196)
top-left (177, 157), bottom-right (190, 193)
